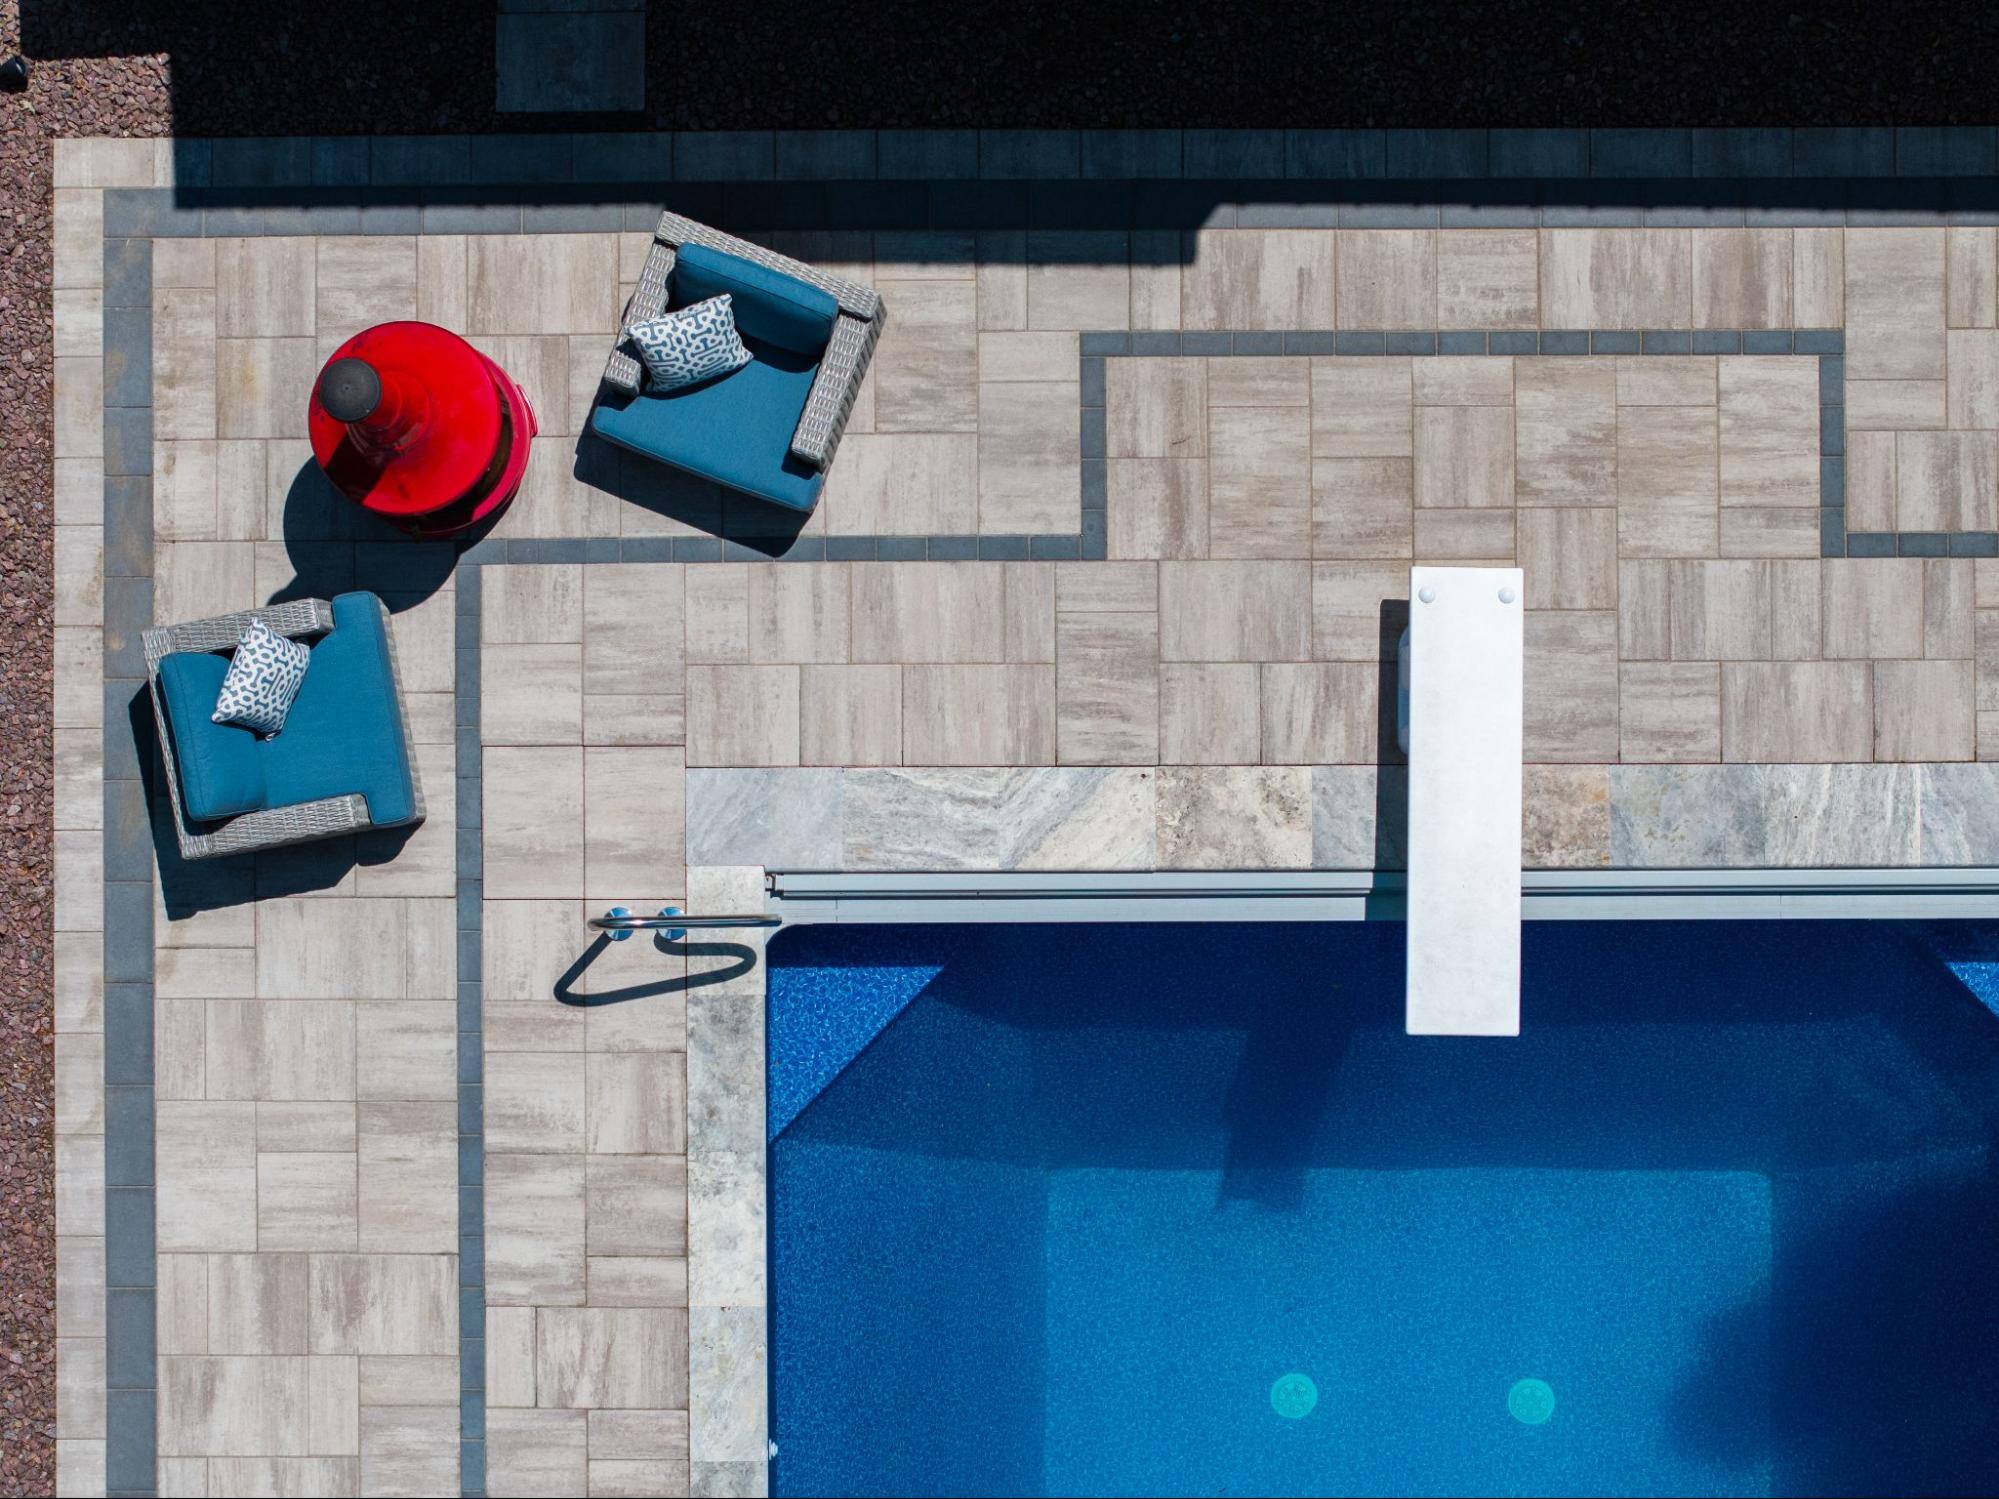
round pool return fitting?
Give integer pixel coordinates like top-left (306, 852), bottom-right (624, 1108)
top-left (1508, 1377), bottom-right (1555, 1425)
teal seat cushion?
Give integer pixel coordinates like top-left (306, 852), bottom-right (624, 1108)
top-left (156, 650), bottom-right (266, 821)
top-left (592, 342), bottom-right (827, 512)
top-left (673, 243), bottom-right (838, 356)
top-left (261, 592), bottom-right (417, 827)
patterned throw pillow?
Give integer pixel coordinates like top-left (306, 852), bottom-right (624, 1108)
top-left (628, 295), bottom-right (753, 393)
top-left (212, 616), bottom-right (310, 736)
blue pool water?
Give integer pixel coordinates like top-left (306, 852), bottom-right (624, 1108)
top-left (767, 921), bottom-right (1999, 1498)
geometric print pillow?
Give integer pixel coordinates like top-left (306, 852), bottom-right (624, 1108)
top-left (628, 294), bottom-right (753, 393)
top-left (212, 615), bottom-right (310, 736)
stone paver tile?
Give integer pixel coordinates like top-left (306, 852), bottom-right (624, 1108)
top-left (204, 1000), bottom-right (355, 1101)
top-left (1524, 611), bottom-right (1620, 762)
top-left (1846, 431), bottom-right (1897, 531)
top-left (468, 233), bottom-right (618, 336)
top-left (315, 237), bottom-right (417, 345)
top-left (1946, 329), bottom-right (1999, 428)
top-left (1616, 405), bottom-right (1718, 558)
top-left (975, 232), bottom-right (1026, 331)
top-left (155, 439), bottom-right (220, 540)
top-left (747, 565), bottom-right (849, 665)
top-left (978, 330), bottom-right (1078, 383)
top-left (1821, 557), bottom-right (1926, 659)
top-left (156, 1102), bottom-right (257, 1252)
top-left (1691, 228), bottom-right (1791, 329)
top-left (215, 337), bottom-right (318, 439)
top-left (54, 357), bottom-right (104, 460)
top-left (800, 665), bottom-right (903, 766)
top-left (306, 1358), bottom-right (359, 1455)
top-left (155, 1254), bottom-right (206, 1354)
top-left (1055, 562), bottom-right (1158, 613)
top-left (1207, 357), bottom-right (1309, 408)
top-left (1924, 559), bottom-right (1974, 660)
top-left (484, 746), bottom-right (586, 897)
top-left (584, 746), bottom-right (687, 900)
top-left (979, 380), bottom-right (1081, 532)
top-left (484, 564), bottom-right (584, 645)
top-left (1412, 356), bottom-right (1512, 406)
top-left (256, 898), bottom-right (452, 1000)
top-left (205, 1251), bottom-right (310, 1356)
top-left (1514, 356), bottom-right (1616, 505)
top-left (1183, 230), bottom-right (1335, 330)
top-left (686, 665), bottom-right (800, 767)
top-left (54, 455), bottom-right (102, 526)
top-left (1793, 228), bottom-right (1845, 327)
top-left (1896, 431), bottom-right (1999, 532)
top-left (55, 136), bottom-right (165, 188)
top-left (53, 287), bottom-right (101, 360)
top-left (488, 1305), bottom-right (537, 1408)
top-left (1336, 230), bottom-right (1435, 329)
top-left (1717, 356), bottom-right (1818, 507)
top-left (1310, 357), bottom-right (1412, 459)
top-left (1156, 767), bottom-right (1312, 869)
top-left (1109, 458), bottom-right (1209, 559)
top-left (1056, 612), bottom-right (1160, 765)
top-left (871, 279), bottom-right (978, 432)
top-left (1130, 229), bottom-right (1181, 330)
top-left (1722, 661), bottom-right (1874, 762)
top-left (483, 643), bottom-right (584, 745)
top-left (1769, 560), bottom-right (1824, 661)
top-left (1158, 561), bottom-right (1311, 662)
top-left (159, 1355), bottom-right (310, 1457)
top-left (587, 1156), bottom-right (688, 1259)
top-left (468, 337), bottom-right (573, 440)
top-left (1160, 664), bottom-right (1262, 764)
top-left (1620, 662), bottom-right (1721, 762)
top-left (1668, 559), bottom-right (1772, 661)
top-left (1615, 355), bottom-right (1715, 407)
top-left (155, 999), bottom-right (205, 1101)
top-left (1025, 231), bottom-right (1130, 330)
top-left (1004, 561), bottom-right (1056, 663)
top-left (487, 1153), bottom-right (586, 1307)
top-left (851, 562), bottom-right (1006, 663)
top-left (1875, 659), bottom-right (1974, 761)
top-left (1311, 562), bottom-right (1405, 661)
top-left (901, 664), bottom-right (1056, 765)
top-left (587, 564), bottom-right (686, 697)
top-left (683, 564), bottom-right (749, 664)
top-left (537, 1307), bottom-right (688, 1410)
top-left (486, 1051), bottom-right (587, 1155)
top-left (356, 1100), bottom-right (455, 1253)
top-left (258, 1152), bottom-right (358, 1252)
top-left (1846, 379), bottom-right (1945, 431)
top-left (416, 234), bottom-right (467, 329)
top-left (1518, 508), bottom-right (1616, 609)
top-left (491, 1408), bottom-right (588, 1497)
top-left (1539, 229), bottom-right (1691, 329)
top-left (590, 1410), bottom-right (690, 1471)
top-left (1260, 663), bottom-right (1379, 764)
top-left (1107, 358), bottom-right (1206, 459)
top-left (1312, 458), bottom-right (1413, 560)
top-left (1846, 228), bottom-right (1946, 381)
top-left (1209, 405), bottom-right (1311, 557)
top-left (153, 287), bottom-right (218, 442)
top-left (1412, 508), bottom-right (1515, 562)
top-left (1718, 508), bottom-right (1822, 559)
top-left (483, 900), bottom-right (587, 1052)
top-left (155, 540), bottom-right (256, 624)
top-left (1978, 613), bottom-right (1999, 710)
top-left (257, 1104), bottom-right (356, 1154)
top-left (1435, 230), bottom-right (1538, 330)
top-left (53, 1033), bottom-right (101, 1135)
top-left (821, 433), bottom-right (979, 536)
top-left (216, 238), bottom-right (316, 339)
top-left (52, 188), bottom-right (102, 291)
top-left (359, 1407), bottom-right (456, 1494)
top-left (52, 526), bottom-right (101, 631)
top-left (307, 1254), bottom-right (456, 1357)
top-left (1414, 404), bottom-right (1513, 509)
top-left (586, 1052), bottom-right (687, 1156)
top-left (354, 1002), bottom-right (455, 1104)
top-left (1947, 228), bottom-right (1997, 328)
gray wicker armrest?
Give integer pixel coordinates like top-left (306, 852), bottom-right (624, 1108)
top-left (791, 311), bottom-right (883, 471)
top-left (603, 240), bottom-right (677, 398)
top-left (652, 211), bottom-right (882, 320)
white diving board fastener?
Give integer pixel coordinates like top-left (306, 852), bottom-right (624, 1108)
top-left (1404, 565), bottom-right (1524, 1037)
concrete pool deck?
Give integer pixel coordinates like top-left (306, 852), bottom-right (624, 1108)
top-left (46, 128), bottom-right (1999, 1496)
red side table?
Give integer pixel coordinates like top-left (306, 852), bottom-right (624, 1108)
top-left (309, 321), bottom-right (538, 539)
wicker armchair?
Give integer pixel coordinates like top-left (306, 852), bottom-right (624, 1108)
top-left (144, 595), bottom-right (425, 861)
top-left (601, 211), bottom-right (885, 475)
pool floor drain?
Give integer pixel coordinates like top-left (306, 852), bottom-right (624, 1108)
top-left (1508, 1378), bottom-right (1555, 1425)
top-left (1271, 1373), bottom-right (1318, 1419)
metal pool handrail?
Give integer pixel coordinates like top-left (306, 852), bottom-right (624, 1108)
top-left (587, 909), bottom-right (783, 932)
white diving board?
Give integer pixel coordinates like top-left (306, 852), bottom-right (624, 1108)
top-left (1404, 565), bottom-right (1524, 1037)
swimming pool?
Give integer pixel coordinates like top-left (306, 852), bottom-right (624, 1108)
top-left (767, 921), bottom-right (1999, 1498)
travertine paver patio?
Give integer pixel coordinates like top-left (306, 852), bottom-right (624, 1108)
top-left (47, 131), bottom-right (1999, 1499)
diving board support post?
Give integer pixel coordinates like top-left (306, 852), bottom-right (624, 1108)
top-left (1404, 565), bottom-right (1524, 1036)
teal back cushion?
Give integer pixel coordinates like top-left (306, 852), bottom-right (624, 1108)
top-left (673, 242), bottom-right (837, 356)
top-left (156, 650), bottom-right (266, 821)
